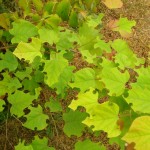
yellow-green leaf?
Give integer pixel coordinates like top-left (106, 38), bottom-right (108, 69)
top-left (23, 105), bottom-right (48, 130)
top-left (102, 68), bottom-right (130, 96)
top-left (102, 0), bottom-right (123, 9)
top-left (122, 116), bottom-right (150, 150)
top-left (83, 102), bottom-right (120, 137)
top-left (125, 86), bottom-right (150, 114)
top-left (13, 37), bottom-right (42, 63)
top-left (69, 68), bottom-right (96, 92)
top-left (10, 20), bottom-right (38, 43)
top-left (69, 88), bottom-right (99, 115)
top-left (43, 57), bottom-right (68, 87)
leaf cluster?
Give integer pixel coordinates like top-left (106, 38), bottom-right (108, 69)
top-left (0, 0), bottom-right (149, 150)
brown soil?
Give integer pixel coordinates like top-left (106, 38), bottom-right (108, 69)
top-left (100, 0), bottom-right (150, 62)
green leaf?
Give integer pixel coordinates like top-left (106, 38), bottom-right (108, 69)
top-left (56, 0), bottom-right (71, 21)
top-left (32, 0), bottom-right (43, 11)
top-left (15, 67), bottom-right (32, 80)
top-left (18, 0), bottom-right (31, 16)
top-left (23, 105), bottom-right (48, 130)
top-left (87, 13), bottom-right (104, 28)
top-left (43, 56), bottom-right (68, 87)
top-left (109, 137), bottom-right (125, 150)
top-left (32, 70), bottom-right (44, 83)
top-left (10, 20), bottom-right (38, 43)
top-left (0, 72), bottom-right (22, 96)
top-left (69, 11), bottom-right (78, 28)
top-left (69, 88), bottom-right (99, 114)
top-left (44, 14), bottom-right (62, 29)
top-left (94, 40), bottom-right (111, 53)
top-left (0, 51), bottom-right (18, 71)
top-left (31, 56), bottom-right (43, 70)
top-left (0, 99), bottom-right (5, 112)
top-left (122, 116), bottom-right (150, 150)
top-left (15, 138), bottom-right (55, 150)
top-left (45, 98), bottom-right (62, 112)
top-left (22, 78), bottom-right (39, 94)
top-left (114, 17), bottom-right (136, 34)
top-left (15, 142), bottom-right (33, 150)
top-left (81, 50), bottom-right (97, 64)
top-left (63, 110), bottom-right (87, 137)
top-left (132, 67), bottom-right (150, 90)
top-left (56, 28), bottom-right (73, 50)
top-left (125, 86), bottom-right (150, 113)
top-left (13, 37), bottom-right (42, 63)
top-left (44, 1), bottom-right (55, 14)
top-left (102, 67), bottom-right (130, 96)
top-left (75, 139), bottom-right (105, 150)
top-left (101, 58), bottom-right (117, 69)
top-left (111, 39), bottom-right (130, 52)
top-left (83, 102), bottom-right (120, 137)
top-left (69, 68), bottom-right (96, 92)
top-left (78, 23), bottom-right (99, 52)
top-left (31, 136), bottom-right (55, 150)
top-left (38, 27), bottom-right (59, 45)
top-left (111, 39), bottom-right (144, 69)
top-left (53, 66), bottom-right (75, 96)
top-left (8, 90), bottom-right (37, 117)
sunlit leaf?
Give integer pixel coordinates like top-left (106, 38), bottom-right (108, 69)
top-left (111, 39), bottom-right (144, 69)
top-left (13, 37), bottom-right (42, 63)
top-left (10, 20), bottom-right (38, 43)
top-left (102, 0), bottom-right (123, 9)
top-left (112, 18), bottom-right (136, 37)
top-left (87, 13), bottom-right (104, 28)
top-left (132, 67), bottom-right (150, 90)
top-left (43, 56), bottom-right (68, 87)
top-left (122, 116), bottom-right (150, 150)
top-left (23, 105), bottom-right (48, 130)
top-left (125, 86), bottom-right (150, 114)
top-left (38, 27), bottom-right (59, 45)
top-left (102, 67), bottom-right (130, 96)
top-left (83, 102), bottom-right (120, 137)
top-left (69, 68), bottom-right (96, 92)
top-left (69, 88), bottom-right (99, 114)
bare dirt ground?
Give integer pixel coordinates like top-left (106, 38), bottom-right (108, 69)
top-left (101, 0), bottom-right (150, 61)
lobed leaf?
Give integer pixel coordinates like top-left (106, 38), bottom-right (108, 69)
top-left (23, 106), bottom-right (48, 130)
top-left (13, 37), bottom-right (42, 63)
top-left (101, 67), bottom-right (130, 96)
top-left (10, 20), bottom-right (38, 43)
top-left (122, 116), bottom-right (150, 150)
top-left (69, 68), bottom-right (96, 92)
top-left (63, 110), bottom-right (87, 137)
top-left (83, 102), bottom-right (120, 137)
